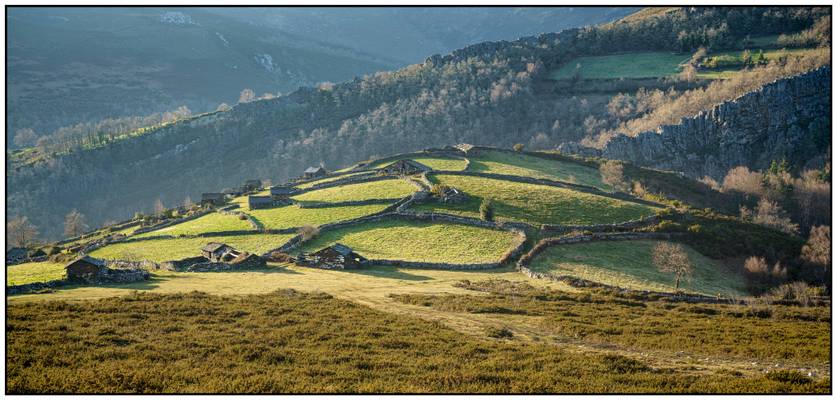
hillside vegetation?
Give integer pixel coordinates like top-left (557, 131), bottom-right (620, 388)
top-left (8, 289), bottom-right (828, 393)
top-left (7, 7), bottom-right (830, 239)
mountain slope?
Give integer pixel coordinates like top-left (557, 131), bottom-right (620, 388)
top-left (8, 7), bottom-right (634, 138)
top-left (7, 6), bottom-right (830, 239)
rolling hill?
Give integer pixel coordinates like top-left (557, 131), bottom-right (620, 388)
top-left (7, 146), bottom-right (827, 394)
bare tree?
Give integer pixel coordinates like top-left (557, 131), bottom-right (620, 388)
top-left (64, 209), bottom-right (89, 238)
top-left (298, 225), bottom-right (320, 242)
top-left (154, 198), bottom-right (165, 215)
top-left (802, 225), bottom-right (831, 275)
top-left (183, 196), bottom-right (194, 208)
top-left (7, 216), bottom-right (39, 248)
top-left (652, 242), bottom-right (693, 291)
top-left (600, 160), bottom-right (628, 192)
top-left (238, 88), bottom-right (256, 104)
top-left (13, 128), bottom-right (38, 147)
top-left (216, 103), bottom-right (232, 112)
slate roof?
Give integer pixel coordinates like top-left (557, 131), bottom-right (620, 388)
top-left (304, 166), bottom-right (326, 174)
top-left (248, 195), bottom-right (273, 204)
top-left (202, 242), bottom-right (230, 253)
top-left (331, 243), bottom-right (354, 257)
top-left (65, 255), bottom-right (106, 269)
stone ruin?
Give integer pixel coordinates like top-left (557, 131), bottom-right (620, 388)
top-left (437, 186), bottom-right (469, 204)
top-left (159, 244), bottom-right (267, 272)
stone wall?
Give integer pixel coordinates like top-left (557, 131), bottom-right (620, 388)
top-left (296, 198), bottom-right (396, 209)
top-left (560, 66), bottom-right (831, 180)
top-left (540, 215), bottom-right (660, 234)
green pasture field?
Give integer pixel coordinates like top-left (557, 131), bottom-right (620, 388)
top-left (468, 150), bottom-right (607, 189)
top-left (89, 233), bottom-right (295, 262)
top-left (527, 239), bottom-right (748, 296)
top-left (297, 218), bottom-right (520, 264)
top-left (292, 179), bottom-right (416, 204)
top-left (415, 174), bottom-right (657, 226)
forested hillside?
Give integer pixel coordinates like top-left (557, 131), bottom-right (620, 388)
top-left (8, 7), bottom-right (831, 239)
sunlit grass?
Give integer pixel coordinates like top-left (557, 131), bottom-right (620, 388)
top-left (135, 212), bottom-right (253, 237)
top-left (528, 240), bottom-right (748, 296)
top-left (292, 179), bottom-right (415, 203)
top-left (298, 219), bottom-right (519, 264)
top-left (89, 234), bottom-right (295, 262)
top-left (7, 262), bottom-right (66, 286)
top-left (245, 204), bottom-right (391, 230)
top-left (415, 174), bottom-right (657, 226)
top-left (468, 150), bottom-right (608, 189)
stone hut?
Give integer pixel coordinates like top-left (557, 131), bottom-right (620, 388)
top-left (248, 195), bottom-right (277, 210)
top-left (438, 186), bottom-right (469, 204)
top-left (65, 256), bottom-right (107, 281)
top-left (242, 179), bottom-right (262, 192)
top-left (380, 159), bottom-right (431, 176)
top-left (302, 166), bottom-right (327, 179)
top-left (222, 187), bottom-right (242, 197)
top-left (6, 247), bottom-right (28, 264)
top-left (201, 193), bottom-right (226, 206)
top-left (201, 242), bottom-right (234, 262)
top-left (270, 185), bottom-right (295, 199)
top-left (296, 243), bottom-right (366, 270)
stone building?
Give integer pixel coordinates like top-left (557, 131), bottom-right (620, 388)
top-left (201, 242), bottom-right (234, 262)
top-left (200, 193), bottom-right (226, 206)
top-left (242, 179), bottom-right (262, 192)
top-left (296, 243), bottom-right (366, 270)
top-left (65, 256), bottom-right (107, 281)
top-left (302, 166), bottom-right (327, 179)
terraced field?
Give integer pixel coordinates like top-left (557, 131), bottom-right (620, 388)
top-left (297, 219), bottom-right (520, 264)
top-left (527, 240), bottom-right (748, 296)
top-left (467, 150), bottom-right (608, 189)
top-left (416, 174), bottom-right (657, 226)
top-left (134, 212), bottom-right (253, 238)
top-left (245, 204), bottom-right (391, 230)
top-left (549, 52), bottom-right (688, 80)
top-left (89, 233), bottom-right (295, 262)
top-left (8, 261), bottom-right (66, 285)
top-left (292, 179), bottom-right (416, 204)
top-left (295, 172), bottom-right (371, 189)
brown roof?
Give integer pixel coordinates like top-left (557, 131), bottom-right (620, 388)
top-left (202, 242), bottom-right (230, 253)
top-left (65, 255), bottom-right (106, 269)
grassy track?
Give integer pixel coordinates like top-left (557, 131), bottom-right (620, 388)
top-left (415, 174), bottom-right (656, 226)
top-left (135, 212), bottom-right (253, 238)
top-left (549, 52), bottom-right (688, 80)
top-left (292, 179), bottom-right (415, 204)
top-left (7, 261), bottom-right (67, 286)
top-left (468, 150), bottom-right (607, 189)
top-left (89, 233), bottom-right (295, 262)
top-left (245, 204), bottom-right (390, 230)
top-left (528, 240), bottom-right (748, 296)
top-left (298, 219), bottom-right (519, 264)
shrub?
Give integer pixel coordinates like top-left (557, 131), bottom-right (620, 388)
top-left (765, 369), bottom-right (812, 385)
top-left (298, 225), bottom-right (320, 242)
top-left (769, 282), bottom-right (812, 306)
top-left (238, 214), bottom-right (248, 221)
top-left (512, 143), bottom-right (524, 153)
top-left (597, 354), bottom-right (649, 373)
top-left (430, 183), bottom-right (450, 197)
top-left (479, 199), bottom-right (494, 222)
top-left (687, 224), bottom-right (702, 234)
top-left (486, 326), bottom-right (514, 339)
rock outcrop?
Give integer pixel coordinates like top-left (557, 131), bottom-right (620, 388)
top-left (560, 66), bottom-right (831, 180)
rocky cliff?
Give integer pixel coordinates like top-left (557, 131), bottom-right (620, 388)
top-left (560, 66), bottom-right (831, 179)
